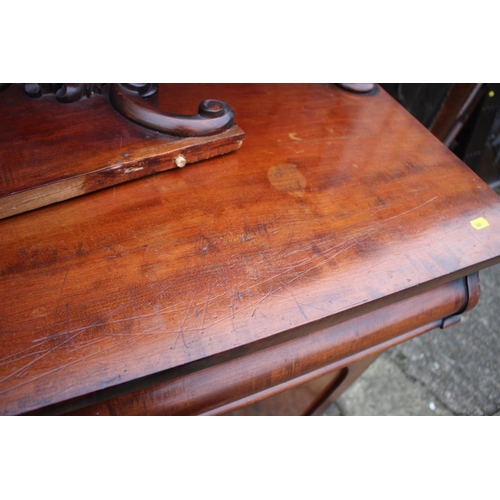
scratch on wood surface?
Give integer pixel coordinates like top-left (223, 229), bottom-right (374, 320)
top-left (173, 279), bottom-right (202, 350)
top-left (125, 283), bottom-right (142, 319)
top-left (10, 218), bottom-right (28, 257)
top-left (200, 275), bottom-right (213, 334)
top-left (53, 265), bottom-right (72, 325)
top-left (0, 195), bottom-right (443, 392)
top-left (0, 337), bottom-right (133, 397)
top-left (382, 196), bottom-right (438, 224)
top-left (219, 196), bottom-right (438, 318)
top-left (1, 290), bottom-right (209, 374)
top-left (69, 336), bottom-right (107, 352)
top-left (277, 277), bottom-right (308, 320)
top-left (0, 324), bottom-right (84, 387)
top-left (65, 303), bottom-right (71, 353)
top-left (124, 166), bottom-right (144, 174)
top-left (0, 347), bottom-right (51, 367)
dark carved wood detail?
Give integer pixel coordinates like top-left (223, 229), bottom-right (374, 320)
top-left (15, 83), bottom-right (156, 102)
top-left (336, 83), bottom-right (378, 95)
top-left (1, 83), bottom-right (236, 137)
top-left (22, 83), bottom-right (106, 103)
top-left (109, 83), bottom-right (235, 137)
top-left (118, 83), bottom-right (157, 98)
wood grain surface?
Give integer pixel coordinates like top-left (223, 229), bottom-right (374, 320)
top-left (224, 370), bottom-right (347, 416)
top-left (1, 84), bottom-right (500, 415)
top-left (57, 277), bottom-right (470, 416)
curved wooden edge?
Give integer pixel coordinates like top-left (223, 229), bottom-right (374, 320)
top-left (209, 320), bottom-right (443, 416)
top-left (440, 273), bottom-right (481, 328)
top-left (464, 273), bottom-right (481, 312)
top-left (33, 278), bottom-right (468, 416)
top-left (109, 83), bottom-right (235, 137)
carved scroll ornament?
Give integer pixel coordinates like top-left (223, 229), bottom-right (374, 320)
top-left (109, 84), bottom-right (234, 137)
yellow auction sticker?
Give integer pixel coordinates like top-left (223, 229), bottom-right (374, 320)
top-left (470, 217), bottom-right (490, 230)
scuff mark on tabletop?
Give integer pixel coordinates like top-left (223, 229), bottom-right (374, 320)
top-left (268, 163), bottom-right (307, 197)
top-left (53, 264), bottom-right (73, 325)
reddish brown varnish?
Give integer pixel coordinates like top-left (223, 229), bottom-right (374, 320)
top-left (1, 84), bottom-right (500, 416)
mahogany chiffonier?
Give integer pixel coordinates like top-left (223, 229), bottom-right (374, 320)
top-left (1, 84), bottom-right (499, 415)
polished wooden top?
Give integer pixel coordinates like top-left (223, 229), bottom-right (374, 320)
top-left (1, 84), bottom-right (500, 415)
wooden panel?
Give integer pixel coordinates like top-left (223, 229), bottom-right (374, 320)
top-left (2, 84), bottom-right (500, 416)
top-left (306, 355), bottom-right (379, 416)
top-left (224, 370), bottom-right (344, 416)
top-left (222, 355), bottom-right (379, 417)
top-left (0, 85), bottom-right (243, 219)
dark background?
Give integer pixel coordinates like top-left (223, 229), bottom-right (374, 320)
top-left (380, 83), bottom-right (500, 188)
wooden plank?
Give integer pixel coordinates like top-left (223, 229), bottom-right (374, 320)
top-left (0, 85), bottom-right (243, 219)
top-left (1, 84), bottom-right (500, 415)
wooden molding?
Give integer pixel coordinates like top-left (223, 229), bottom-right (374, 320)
top-left (109, 84), bottom-right (235, 137)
